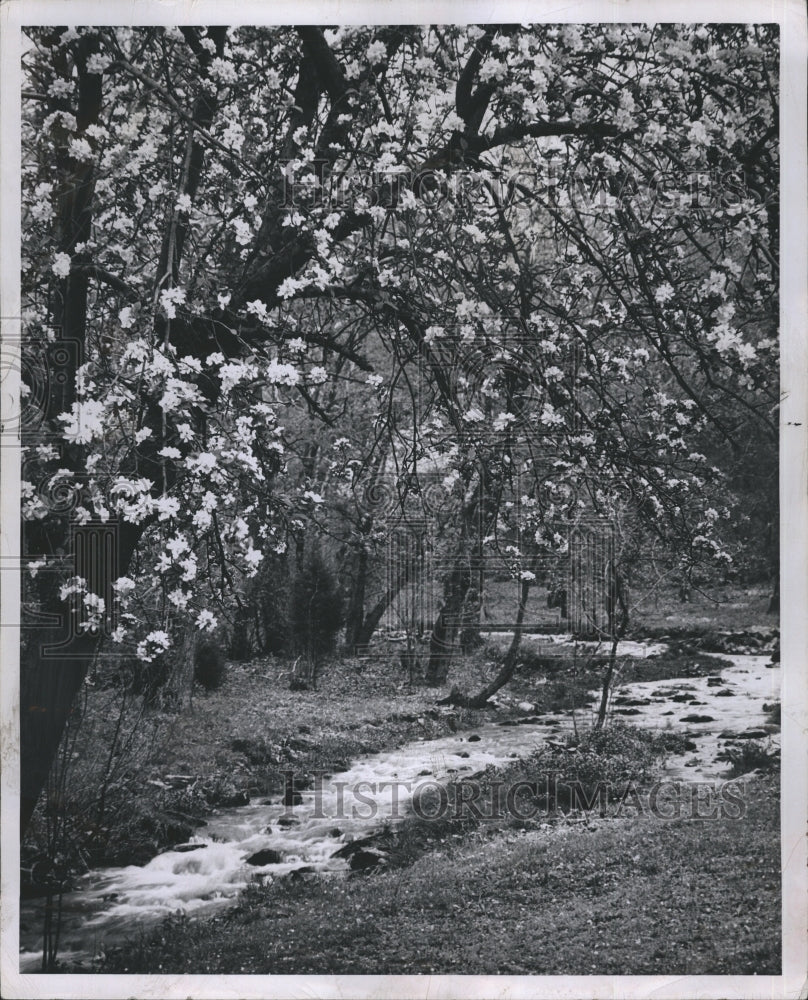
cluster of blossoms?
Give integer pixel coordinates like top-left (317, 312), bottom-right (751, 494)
top-left (21, 326), bottom-right (323, 657)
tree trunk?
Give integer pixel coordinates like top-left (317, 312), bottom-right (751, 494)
top-left (21, 516), bottom-right (143, 835)
top-left (352, 571), bottom-right (409, 649)
top-left (594, 636), bottom-right (619, 730)
top-left (19, 35), bottom-right (102, 836)
top-left (20, 631), bottom-right (98, 836)
top-left (459, 587), bottom-right (483, 653)
top-left (425, 564), bottom-right (471, 686)
top-left (595, 565), bottom-right (629, 729)
top-left (343, 545), bottom-right (368, 650)
top-left (463, 580), bottom-right (531, 707)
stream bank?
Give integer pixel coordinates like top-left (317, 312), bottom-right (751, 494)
top-left (20, 649), bottom-right (780, 972)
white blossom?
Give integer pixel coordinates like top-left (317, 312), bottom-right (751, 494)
top-left (196, 609), bottom-right (218, 632)
top-left (168, 588), bottom-right (190, 610)
top-left (154, 495), bottom-right (181, 519)
top-left (137, 630), bottom-right (171, 662)
top-left (159, 286), bottom-right (186, 319)
top-left (86, 52), bottom-right (112, 74)
top-left (52, 253), bottom-right (71, 278)
top-left (68, 137), bottom-right (94, 162)
top-left (654, 282), bottom-right (675, 304)
top-left (366, 40), bottom-right (387, 64)
top-left (58, 400), bottom-right (105, 444)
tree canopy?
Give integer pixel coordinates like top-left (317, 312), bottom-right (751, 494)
top-left (19, 23), bottom-right (778, 829)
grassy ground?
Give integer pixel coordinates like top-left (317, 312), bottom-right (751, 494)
top-left (103, 770), bottom-right (780, 976)
top-left (474, 579), bottom-right (776, 637)
top-left (629, 581), bottom-right (775, 634)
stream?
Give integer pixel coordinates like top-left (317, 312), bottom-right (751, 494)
top-left (19, 652), bottom-right (779, 971)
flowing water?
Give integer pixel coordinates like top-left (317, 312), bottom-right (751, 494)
top-left (19, 651), bottom-right (779, 971)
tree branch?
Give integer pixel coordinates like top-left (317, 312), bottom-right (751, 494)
top-left (296, 26), bottom-right (349, 101)
top-left (455, 29), bottom-right (496, 131)
top-left (73, 263), bottom-right (140, 301)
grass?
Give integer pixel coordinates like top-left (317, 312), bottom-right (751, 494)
top-left (629, 581), bottom-right (776, 635)
top-left (469, 578), bottom-right (776, 638)
top-left (102, 772), bottom-right (780, 976)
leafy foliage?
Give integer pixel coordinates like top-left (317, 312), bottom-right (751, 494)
top-left (722, 738), bottom-right (780, 777)
top-left (194, 639), bottom-right (227, 691)
top-left (289, 548), bottom-right (344, 685)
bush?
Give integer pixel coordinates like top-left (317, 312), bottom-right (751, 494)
top-left (127, 654), bottom-right (169, 706)
top-left (289, 548), bottom-right (344, 670)
top-left (516, 722), bottom-right (690, 800)
top-left (723, 739), bottom-right (780, 777)
top-left (764, 701), bottom-right (781, 726)
top-left (194, 639), bottom-right (226, 691)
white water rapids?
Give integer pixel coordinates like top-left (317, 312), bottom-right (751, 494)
top-left (19, 652), bottom-right (779, 971)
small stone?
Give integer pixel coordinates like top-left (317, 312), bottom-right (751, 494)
top-left (246, 848), bottom-right (282, 866)
top-left (350, 849), bottom-right (387, 872)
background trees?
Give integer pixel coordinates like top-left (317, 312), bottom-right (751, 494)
top-left (20, 23), bottom-right (778, 831)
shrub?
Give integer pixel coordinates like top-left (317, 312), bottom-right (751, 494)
top-left (194, 639), bottom-right (226, 691)
top-left (289, 547), bottom-right (344, 683)
top-left (723, 739), bottom-right (780, 777)
top-left (127, 654), bottom-right (169, 706)
top-left (518, 722), bottom-right (689, 799)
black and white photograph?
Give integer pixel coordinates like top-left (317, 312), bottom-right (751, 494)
top-left (1, 2), bottom-right (806, 997)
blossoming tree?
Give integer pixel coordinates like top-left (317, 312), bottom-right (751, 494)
top-left (19, 23), bottom-right (777, 831)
